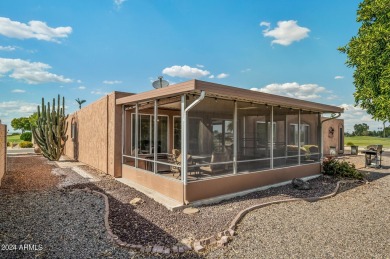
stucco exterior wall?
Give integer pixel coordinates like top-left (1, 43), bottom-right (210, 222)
top-left (0, 124), bottom-right (6, 186)
top-left (322, 118), bottom-right (344, 155)
top-left (64, 92), bottom-right (132, 176)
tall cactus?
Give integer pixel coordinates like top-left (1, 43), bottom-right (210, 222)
top-left (32, 95), bottom-right (68, 161)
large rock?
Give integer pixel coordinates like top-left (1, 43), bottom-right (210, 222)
top-left (292, 178), bottom-right (311, 190)
top-left (129, 197), bottom-right (143, 205)
top-left (183, 207), bottom-right (199, 214)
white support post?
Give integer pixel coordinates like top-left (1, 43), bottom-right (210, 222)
top-left (298, 109), bottom-right (301, 165)
top-left (181, 95), bottom-right (187, 184)
top-left (135, 103), bottom-right (139, 168)
top-left (153, 99), bottom-right (158, 173)
top-left (270, 106), bottom-right (274, 169)
top-left (121, 105), bottom-right (124, 164)
top-left (233, 101), bottom-right (237, 174)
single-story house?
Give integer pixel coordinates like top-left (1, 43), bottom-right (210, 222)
top-left (64, 80), bottom-right (344, 205)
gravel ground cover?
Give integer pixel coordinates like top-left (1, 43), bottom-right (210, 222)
top-left (207, 153), bottom-right (390, 258)
top-left (1, 153), bottom-right (386, 258)
top-left (0, 156), bottom-right (135, 258)
top-left (66, 174), bottom-right (346, 249)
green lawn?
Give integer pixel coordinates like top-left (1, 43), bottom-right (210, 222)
top-left (345, 136), bottom-right (390, 148)
top-left (7, 134), bottom-right (22, 144)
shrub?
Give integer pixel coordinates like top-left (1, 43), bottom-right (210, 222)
top-left (346, 142), bottom-right (354, 146)
top-left (7, 142), bottom-right (10, 147)
top-left (20, 132), bottom-right (32, 141)
top-left (322, 157), bottom-right (364, 180)
top-left (19, 141), bottom-right (33, 148)
top-left (11, 132), bottom-right (20, 136)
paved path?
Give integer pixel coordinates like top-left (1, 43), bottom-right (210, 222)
top-left (207, 157), bottom-right (390, 258)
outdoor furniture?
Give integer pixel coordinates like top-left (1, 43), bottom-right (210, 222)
top-left (199, 151), bottom-right (230, 175)
top-left (361, 145), bottom-right (383, 168)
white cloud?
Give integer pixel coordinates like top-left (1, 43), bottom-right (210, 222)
top-left (241, 68), bottom-right (251, 73)
top-left (0, 45), bottom-right (16, 51)
top-left (114, 0), bottom-right (126, 8)
top-left (91, 90), bottom-right (109, 95)
top-left (77, 80), bottom-right (82, 83)
top-left (78, 86), bottom-right (86, 90)
top-left (162, 65), bottom-right (210, 78)
top-left (0, 58), bottom-right (72, 84)
top-left (196, 64), bottom-right (204, 68)
top-left (11, 89), bottom-right (25, 93)
top-left (251, 82), bottom-right (328, 100)
top-left (339, 104), bottom-right (383, 132)
top-left (216, 73), bottom-right (229, 79)
top-left (0, 17), bottom-right (72, 43)
top-left (334, 75), bottom-right (344, 80)
top-left (103, 80), bottom-right (122, 84)
top-left (260, 20), bottom-right (310, 46)
top-left (0, 100), bottom-right (38, 130)
top-left (209, 75), bottom-right (215, 79)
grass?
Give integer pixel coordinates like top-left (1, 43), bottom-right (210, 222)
top-left (7, 134), bottom-right (22, 144)
top-left (345, 136), bottom-right (390, 148)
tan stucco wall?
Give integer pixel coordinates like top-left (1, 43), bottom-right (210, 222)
top-left (322, 118), bottom-right (344, 155)
top-left (0, 124), bottom-right (6, 186)
top-left (122, 165), bottom-right (184, 203)
top-left (63, 92), bottom-right (132, 176)
top-left (186, 163), bottom-right (320, 202)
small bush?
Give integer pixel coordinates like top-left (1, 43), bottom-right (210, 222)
top-left (19, 141), bottom-right (33, 148)
top-left (20, 132), bottom-right (32, 141)
top-left (322, 157), bottom-right (364, 180)
top-left (346, 142), bottom-right (354, 146)
top-left (7, 142), bottom-right (10, 147)
top-left (11, 132), bottom-right (19, 136)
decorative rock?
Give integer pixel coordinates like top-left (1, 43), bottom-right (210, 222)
top-left (145, 246), bottom-right (152, 253)
top-left (199, 238), bottom-right (210, 246)
top-left (194, 244), bottom-right (205, 252)
top-left (220, 235), bottom-right (230, 244)
top-left (178, 247), bottom-right (185, 253)
top-left (183, 207), bottom-right (199, 214)
top-left (180, 237), bottom-right (194, 248)
top-left (172, 246), bottom-right (178, 253)
top-left (193, 240), bottom-right (201, 247)
top-left (163, 248), bottom-right (170, 254)
top-left (292, 178), bottom-right (311, 190)
top-left (129, 197), bottom-right (143, 205)
top-left (209, 236), bottom-right (217, 245)
top-left (228, 229), bottom-right (235, 236)
top-left (152, 245), bottom-right (164, 253)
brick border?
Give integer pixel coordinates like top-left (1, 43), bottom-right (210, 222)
top-left (78, 179), bottom-right (364, 254)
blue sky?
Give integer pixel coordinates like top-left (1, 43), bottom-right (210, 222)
top-left (0, 0), bottom-right (382, 133)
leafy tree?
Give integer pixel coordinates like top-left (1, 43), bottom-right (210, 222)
top-left (75, 98), bottom-right (86, 109)
top-left (11, 117), bottom-right (31, 133)
top-left (339, 0), bottom-right (390, 122)
top-left (353, 123), bottom-right (369, 136)
top-left (28, 112), bottom-right (38, 128)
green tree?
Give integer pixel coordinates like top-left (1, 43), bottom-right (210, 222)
top-left (28, 112), bottom-right (38, 128)
top-left (354, 123), bottom-right (370, 136)
top-left (75, 98), bottom-right (86, 109)
top-left (11, 117), bottom-right (31, 133)
top-left (339, 0), bottom-right (390, 122)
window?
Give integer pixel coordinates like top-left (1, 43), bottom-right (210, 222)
top-left (289, 124), bottom-right (309, 146)
top-left (212, 119), bottom-right (233, 152)
top-left (131, 113), bottom-right (169, 154)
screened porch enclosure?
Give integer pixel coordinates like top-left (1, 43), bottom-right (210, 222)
top-left (122, 93), bottom-right (321, 182)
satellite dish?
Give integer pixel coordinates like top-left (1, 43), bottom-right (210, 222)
top-left (152, 76), bottom-right (169, 89)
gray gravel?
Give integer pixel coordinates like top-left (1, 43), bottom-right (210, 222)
top-left (0, 189), bottom-right (135, 258)
top-left (207, 157), bottom-right (390, 258)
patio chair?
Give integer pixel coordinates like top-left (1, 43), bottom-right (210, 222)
top-left (199, 151), bottom-right (230, 175)
top-left (168, 150), bottom-right (193, 177)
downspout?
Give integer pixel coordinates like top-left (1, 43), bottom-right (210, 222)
top-left (182, 91), bottom-right (206, 204)
top-left (320, 112), bottom-right (341, 162)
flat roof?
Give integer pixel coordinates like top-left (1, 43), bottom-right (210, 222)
top-left (116, 79), bottom-right (343, 113)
